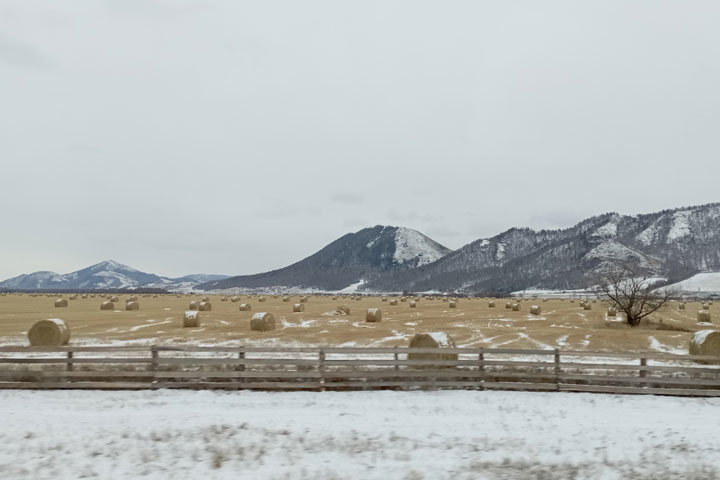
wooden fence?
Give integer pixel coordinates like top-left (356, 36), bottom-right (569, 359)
top-left (0, 345), bottom-right (719, 396)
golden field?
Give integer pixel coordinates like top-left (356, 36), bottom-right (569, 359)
top-left (0, 293), bottom-right (717, 353)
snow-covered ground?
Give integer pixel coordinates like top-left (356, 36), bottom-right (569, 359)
top-left (664, 272), bottom-right (720, 294)
top-left (1, 390), bottom-right (719, 479)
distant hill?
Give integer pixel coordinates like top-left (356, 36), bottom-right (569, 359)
top-left (197, 226), bottom-right (452, 292)
top-left (0, 260), bottom-right (229, 292)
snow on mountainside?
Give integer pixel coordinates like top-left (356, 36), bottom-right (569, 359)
top-left (365, 202), bottom-right (720, 294)
top-left (197, 226), bottom-right (453, 292)
top-left (663, 272), bottom-right (720, 293)
top-left (0, 261), bottom-right (229, 291)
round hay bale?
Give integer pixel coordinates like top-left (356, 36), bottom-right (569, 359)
top-left (127, 296), bottom-right (138, 302)
top-left (258, 297), bottom-right (266, 303)
top-left (331, 296), bottom-right (338, 301)
top-left (100, 301), bottom-right (114, 310)
top-left (366, 308), bottom-right (382, 322)
top-left (703, 304), bottom-right (710, 310)
top-left (409, 301), bottom-right (417, 308)
top-left (679, 302), bottom-right (686, 310)
top-left (283, 296), bottom-right (290, 302)
top-left (189, 301), bottom-right (199, 310)
top-left (221, 297), bottom-right (228, 302)
top-left (231, 296), bottom-right (240, 303)
top-left (530, 305), bottom-right (541, 315)
top-left (201, 296), bottom-right (210, 302)
top-left (293, 303), bottom-right (305, 313)
top-left (408, 332), bottom-right (458, 364)
top-left (584, 304), bottom-right (592, 311)
top-left (607, 307), bottom-right (618, 317)
top-left (389, 299), bottom-right (398, 306)
top-left (299, 296), bottom-right (308, 303)
top-left (511, 303), bottom-right (520, 311)
top-left (69, 294), bottom-right (78, 300)
top-left (505, 302), bottom-right (512, 309)
top-left (239, 303), bottom-right (252, 312)
top-left (698, 311), bottom-right (712, 323)
top-left (109, 296), bottom-right (118, 302)
top-left (382, 296), bottom-right (388, 302)
top-left (28, 318), bottom-right (70, 346)
top-left (488, 301), bottom-right (495, 308)
top-left (199, 301), bottom-right (212, 312)
top-left (183, 311), bottom-right (200, 328)
top-left (449, 301), bottom-right (457, 308)
top-left (125, 301), bottom-right (139, 311)
top-left (81, 294), bottom-right (87, 299)
top-left (54, 299), bottom-right (68, 308)
top-left (251, 312), bottom-right (275, 331)
top-left (689, 330), bottom-right (720, 360)
top-left (400, 297), bottom-right (407, 302)
top-left (336, 305), bottom-right (350, 315)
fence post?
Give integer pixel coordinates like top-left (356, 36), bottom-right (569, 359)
top-left (394, 347), bottom-right (399, 371)
top-left (319, 349), bottom-right (326, 392)
top-left (478, 350), bottom-right (484, 391)
top-left (67, 350), bottom-right (73, 372)
top-left (640, 357), bottom-right (647, 383)
top-left (150, 345), bottom-right (159, 389)
top-left (554, 349), bottom-right (561, 391)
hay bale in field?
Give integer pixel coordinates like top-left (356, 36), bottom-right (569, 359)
top-left (409, 301), bottom-right (417, 308)
top-left (199, 301), bottom-right (212, 312)
top-left (530, 305), bottom-right (541, 315)
top-left (239, 303), bottom-right (252, 311)
top-left (449, 301), bottom-right (457, 308)
top-left (258, 297), bottom-right (266, 303)
top-left (125, 301), bottom-right (139, 311)
top-left (127, 296), bottom-right (138, 302)
top-left (511, 303), bottom-right (520, 311)
top-left (442, 298), bottom-right (448, 303)
top-left (251, 312), bottom-right (275, 331)
top-left (54, 298), bottom-right (68, 308)
top-left (69, 294), bottom-right (77, 300)
top-left (698, 311), bottom-right (712, 323)
top-left (293, 303), bottom-right (305, 313)
top-left (488, 301), bottom-right (495, 308)
top-left (356, 296), bottom-right (362, 301)
top-left (408, 332), bottom-right (458, 363)
top-left (231, 296), bottom-right (240, 303)
top-left (100, 301), bottom-right (114, 310)
top-left (28, 318), bottom-right (70, 346)
top-left (110, 296), bottom-right (118, 302)
top-left (332, 296), bottom-right (338, 301)
top-left (366, 308), bottom-right (382, 322)
top-left (221, 297), bottom-right (228, 302)
top-left (703, 304), bottom-right (710, 310)
top-left (689, 330), bottom-right (720, 360)
top-left (607, 307), bottom-right (618, 317)
top-left (300, 296), bottom-right (308, 303)
top-left (400, 297), bottom-right (407, 302)
top-left (382, 296), bottom-right (387, 302)
top-left (189, 300), bottom-right (199, 310)
top-left (584, 304), bottom-right (592, 311)
top-left (201, 296), bottom-right (209, 302)
top-left (336, 305), bottom-right (350, 315)
top-left (389, 299), bottom-right (398, 306)
top-left (505, 302), bottom-right (512, 309)
top-left (81, 294), bottom-right (87, 299)
top-left (283, 296), bottom-right (290, 302)
top-left (183, 311), bottom-right (200, 328)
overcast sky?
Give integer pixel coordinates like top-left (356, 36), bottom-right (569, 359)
top-left (1, 1), bottom-right (719, 279)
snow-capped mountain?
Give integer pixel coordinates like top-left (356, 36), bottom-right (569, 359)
top-left (0, 261), bottom-right (229, 291)
top-left (365, 203), bottom-right (720, 293)
top-left (197, 226), bottom-right (453, 292)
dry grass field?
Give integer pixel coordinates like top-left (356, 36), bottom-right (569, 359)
top-left (1, 293), bottom-right (717, 353)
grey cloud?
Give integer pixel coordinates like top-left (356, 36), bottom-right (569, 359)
top-left (0, 34), bottom-right (52, 69)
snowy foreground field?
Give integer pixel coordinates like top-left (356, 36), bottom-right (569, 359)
top-left (1, 391), bottom-right (719, 480)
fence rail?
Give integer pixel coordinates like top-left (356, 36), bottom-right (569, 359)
top-left (0, 346), bottom-right (719, 396)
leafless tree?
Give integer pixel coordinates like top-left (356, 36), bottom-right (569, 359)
top-left (597, 262), bottom-right (676, 327)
